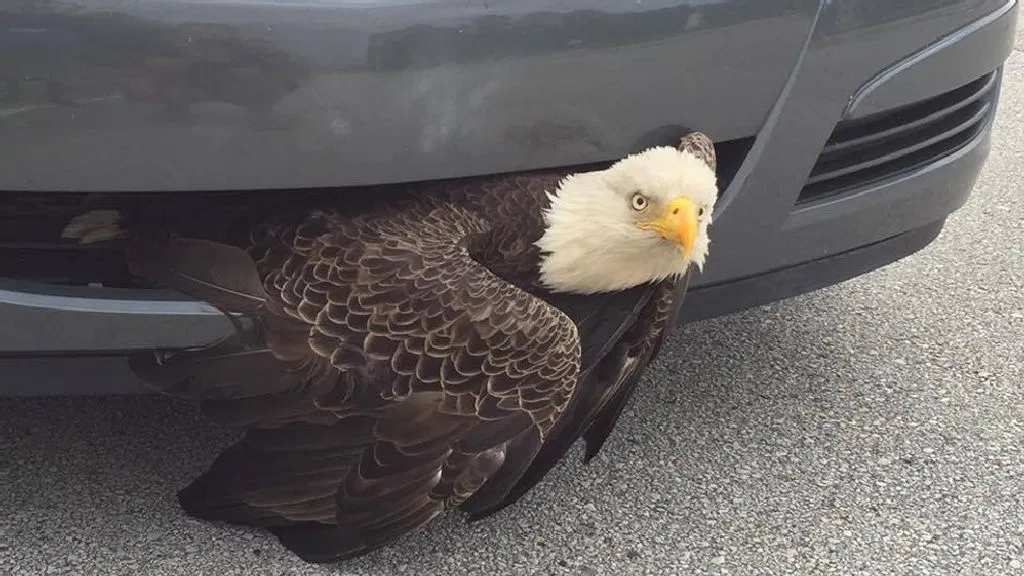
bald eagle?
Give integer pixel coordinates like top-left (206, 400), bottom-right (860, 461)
top-left (62, 132), bottom-right (719, 563)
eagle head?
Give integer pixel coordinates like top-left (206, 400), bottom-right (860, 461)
top-left (536, 132), bottom-right (719, 295)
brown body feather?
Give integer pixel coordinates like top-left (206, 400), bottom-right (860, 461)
top-left (119, 133), bottom-right (714, 563)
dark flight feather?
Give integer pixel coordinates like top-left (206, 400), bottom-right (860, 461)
top-left (125, 236), bottom-right (271, 314)
top-left (582, 269), bottom-right (691, 461)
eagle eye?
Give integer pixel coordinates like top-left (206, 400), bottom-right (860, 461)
top-left (630, 192), bottom-right (648, 211)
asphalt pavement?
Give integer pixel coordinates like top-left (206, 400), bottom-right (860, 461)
top-left (3, 39), bottom-right (1024, 576)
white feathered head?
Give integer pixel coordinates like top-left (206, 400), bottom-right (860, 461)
top-left (537, 132), bottom-right (719, 295)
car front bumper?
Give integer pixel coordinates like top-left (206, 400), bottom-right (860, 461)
top-left (0, 1), bottom-right (1018, 391)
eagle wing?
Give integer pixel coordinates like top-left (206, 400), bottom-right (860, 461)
top-left (124, 203), bottom-right (581, 563)
top-left (461, 272), bottom-right (690, 519)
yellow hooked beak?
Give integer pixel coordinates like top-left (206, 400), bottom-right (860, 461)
top-left (637, 197), bottom-right (699, 259)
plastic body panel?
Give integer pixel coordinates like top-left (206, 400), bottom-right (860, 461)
top-left (0, 0), bottom-right (818, 191)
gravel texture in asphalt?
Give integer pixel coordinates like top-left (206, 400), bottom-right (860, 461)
top-left (2, 34), bottom-right (1024, 576)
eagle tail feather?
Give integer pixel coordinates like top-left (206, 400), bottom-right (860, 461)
top-left (175, 437), bottom-right (348, 528)
top-left (177, 414), bottom-right (465, 563)
top-left (176, 473), bottom-right (289, 526)
top-left (268, 523), bottom-right (371, 564)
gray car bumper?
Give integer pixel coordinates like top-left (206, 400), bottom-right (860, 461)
top-left (0, 0), bottom-right (1018, 362)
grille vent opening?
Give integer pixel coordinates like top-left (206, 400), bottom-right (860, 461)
top-left (0, 133), bottom-right (754, 288)
top-left (798, 70), bottom-right (999, 204)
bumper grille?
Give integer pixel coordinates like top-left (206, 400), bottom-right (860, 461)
top-left (0, 134), bottom-right (754, 288)
top-left (0, 192), bottom-right (267, 288)
top-left (0, 195), bottom-right (139, 287)
top-left (798, 70), bottom-right (999, 204)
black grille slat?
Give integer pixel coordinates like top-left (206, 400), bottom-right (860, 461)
top-left (798, 70), bottom-right (998, 204)
top-left (0, 243), bottom-right (130, 285)
top-left (821, 72), bottom-right (997, 157)
top-left (807, 102), bottom-right (991, 185)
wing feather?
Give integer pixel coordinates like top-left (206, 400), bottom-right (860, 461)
top-left (462, 272), bottom-right (691, 520)
top-left (124, 199), bottom-right (582, 563)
